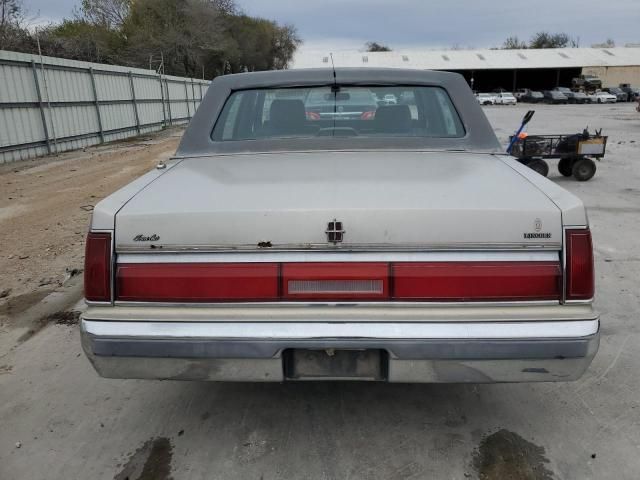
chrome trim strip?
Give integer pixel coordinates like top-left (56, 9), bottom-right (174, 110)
top-left (115, 243), bottom-right (562, 253)
top-left (82, 319), bottom-right (600, 340)
top-left (111, 300), bottom-right (562, 308)
top-left (116, 250), bottom-right (560, 264)
top-left (89, 335), bottom-right (598, 361)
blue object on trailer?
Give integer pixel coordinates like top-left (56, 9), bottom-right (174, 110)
top-left (506, 110), bottom-right (535, 154)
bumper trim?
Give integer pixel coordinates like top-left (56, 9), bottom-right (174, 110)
top-left (81, 318), bottom-right (599, 383)
top-left (90, 336), bottom-right (597, 360)
top-left (82, 319), bottom-right (599, 340)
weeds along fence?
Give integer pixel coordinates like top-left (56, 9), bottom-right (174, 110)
top-left (0, 50), bottom-right (210, 164)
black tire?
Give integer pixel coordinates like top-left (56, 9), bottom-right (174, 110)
top-left (528, 159), bottom-right (549, 177)
top-left (558, 158), bottom-right (573, 176)
top-left (597, 98), bottom-right (602, 104)
top-left (572, 158), bottom-right (597, 181)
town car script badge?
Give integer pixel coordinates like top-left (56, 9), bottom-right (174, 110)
top-left (133, 234), bottom-right (160, 242)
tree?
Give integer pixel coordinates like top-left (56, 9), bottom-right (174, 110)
top-left (365, 41), bottom-right (391, 52)
top-left (38, 19), bottom-right (125, 63)
top-left (502, 36), bottom-right (527, 49)
top-left (0, 0), bottom-right (32, 52)
top-left (0, 0), bottom-right (20, 25)
top-left (529, 32), bottom-right (576, 49)
top-left (0, 0), bottom-right (302, 78)
top-left (79, 0), bottom-right (131, 29)
top-left (592, 38), bottom-right (615, 48)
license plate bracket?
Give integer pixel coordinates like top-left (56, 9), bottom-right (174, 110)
top-left (284, 349), bottom-right (386, 381)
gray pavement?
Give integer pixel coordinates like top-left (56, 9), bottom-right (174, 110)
top-left (1, 103), bottom-right (639, 480)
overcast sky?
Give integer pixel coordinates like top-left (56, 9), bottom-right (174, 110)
top-left (25, 0), bottom-right (640, 51)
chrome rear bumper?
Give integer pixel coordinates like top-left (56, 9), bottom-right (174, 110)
top-left (81, 317), bottom-right (599, 383)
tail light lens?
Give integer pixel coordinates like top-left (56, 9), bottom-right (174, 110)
top-left (282, 263), bottom-right (389, 300)
top-left (393, 262), bottom-right (561, 301)
top-left (360, 111), bottom-right (376, 120)
top-left (116, 263), bottom-right (279, 302)
top-left (565, 229), bottom-right (594, 300)
top-left (113, 260), bottom-right (564, 303)
top-left (85, 232), bottom-right (112, 302)
top-left (306, 111), bottom-right (321, 120)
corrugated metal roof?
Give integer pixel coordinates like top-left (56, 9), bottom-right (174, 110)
top-left (292, 47), bottom-right (640, 70)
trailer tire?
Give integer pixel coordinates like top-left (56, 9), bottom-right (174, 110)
top-left (572, 158), bottom-right (596, 181)
top-left (558, 158), bottom-right (573, 177)
top-left (528, 159), bottom-right (549, 177)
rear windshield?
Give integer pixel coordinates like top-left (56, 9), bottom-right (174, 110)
top-left (211, 85), bottom-right (465, 141)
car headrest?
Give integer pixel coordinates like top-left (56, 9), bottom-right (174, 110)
top-left (269, 99), bottom-right (306, 131)
top-left (374, 105), bottom-right (412, 133)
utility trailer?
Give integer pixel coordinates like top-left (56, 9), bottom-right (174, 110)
top-left (509, 132), bottom-right (607, 181)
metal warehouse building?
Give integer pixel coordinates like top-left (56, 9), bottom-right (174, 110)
top-left (292, 47), bottom-right (640, 92)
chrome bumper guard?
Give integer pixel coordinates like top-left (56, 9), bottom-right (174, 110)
top-left (81, 318), bottom-right (599, 383)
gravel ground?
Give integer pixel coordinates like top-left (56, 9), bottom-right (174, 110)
top-left (0, 130), bottom-right (182, 330)
top-left (1, 104), bottom-right (639, 480)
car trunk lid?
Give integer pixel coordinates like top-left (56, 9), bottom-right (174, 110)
top-left (114, 151), bottom-right (562, 250)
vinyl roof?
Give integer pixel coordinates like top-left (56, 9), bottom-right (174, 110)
top-left (292, 47), bottom-right (640, 71)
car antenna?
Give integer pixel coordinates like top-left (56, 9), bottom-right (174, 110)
top-left (329, 53), bottom-right (339, 91)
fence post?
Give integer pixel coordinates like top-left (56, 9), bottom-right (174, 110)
top-left (159, 74), bottom-right (167, 128)
top-left (89, 67), bottom-right (105, 143)
top-left (165, 78), bottom-right (173, 126)
top-left (30, 60), bottom-right (51, 154)
top-left (128, 71), bottom-right (141, 135)
top-left (184, 80), bottom-right (191, 119)
top-left (191, 79), bottom-right (197, 113)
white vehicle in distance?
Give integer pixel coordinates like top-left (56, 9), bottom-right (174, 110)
top-left (589, 91), bottom-right (617, 104)
top-left (382, 94), bottom-right (398, 105)
top-left (476, 93), bottom-right (496, 105)
top-left (494, 92), bottom-right (517, 105)
top-left (80, 69), bottom-right (598, 384)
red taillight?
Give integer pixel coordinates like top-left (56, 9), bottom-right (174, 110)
top-left (393, 262), bottom-right (562, 301)
top-left (84, 232), bottom-right (112, 302)
top-left (360, 111), bottom-right (376, 120)
top-left (113, 260), bottom-right (564, 303)
top-left (282, 263), bottom-right (389, 300)
top-left (565, 229), bottom-right (594, 300)
top-left (306, 111), bottom-right (321, 120)
top-left (116, 263), bottom-right (279, 302)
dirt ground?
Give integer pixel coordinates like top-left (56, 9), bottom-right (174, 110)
top-left (1, 104), bottom-right (640, 480)
top-left (0, 130), bottom-right (182, 327)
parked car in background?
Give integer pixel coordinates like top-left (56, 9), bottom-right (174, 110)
top-left (604, 87), bottom-right (628, 102)
top-left (80, 68), bottom-right (598, 384)
top-left (382, 94), bottom-right (398, 105)
top-left (514, 89), bottom-right (529, 101)
top-left (553, 87), bottom-right (587, 104)
top-left (476, 93), bottom-right (496, 105)
top-left (543, 90), bottom-right (568, 104)
top-left (493, 92), bottom-right (517, 105)
top-left (589, 91), bottom-right (617, 104)
top-left (572, 74), bottom-right (602, 91)
top-left (570, 92), bottom-right (589, 104)
top-left (306, 89), bottom-right (379, 120)
top-left (619, 84), bottom-right (639, 101)
top-left (522, 90), bottom-right (544, 103)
